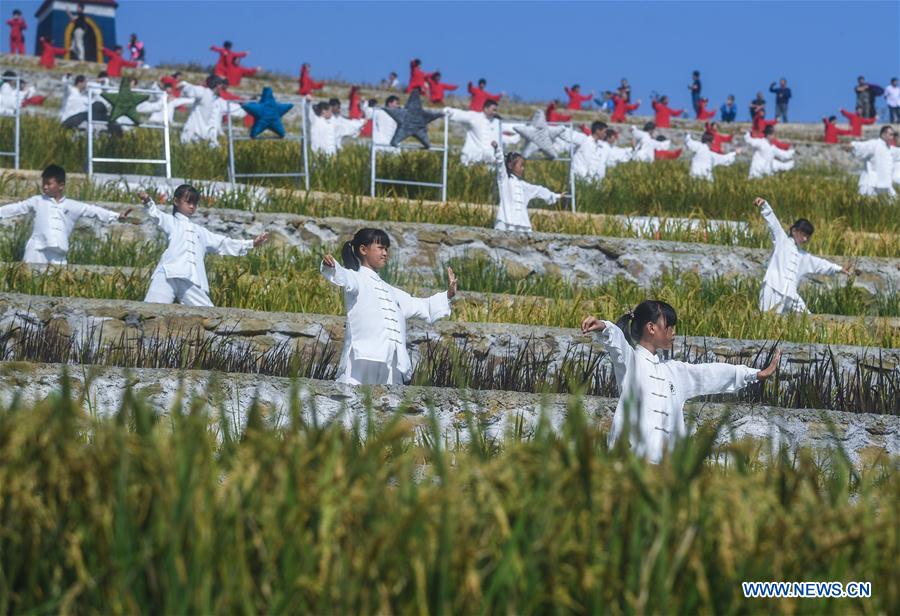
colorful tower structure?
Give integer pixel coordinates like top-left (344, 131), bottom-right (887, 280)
top-left (34, 0), bottom-right (119, 62)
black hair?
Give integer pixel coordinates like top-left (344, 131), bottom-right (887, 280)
top-left (478, 78), bottom-right (486, 86)
top-left (313, 101), bottom-right (329, 116)
top-left (223, 41), bottom-right (233, 49)
top-left (172, 184), bottom-right (200, 215)
top-left (827, 115), bottom-right (837, 123)
top-left (13, 9), bottom-right (22, 16)
top-left (504, 151), bottom-right (524, 177)
top-left (483, 99), bottom-right (498, 110)
top-left (790, 218), bottom-right (814, 236)
top-left (114, 45), bottom-right (123, 52)
top-left (341, 228), bottom-right (391, 271)
top-left (41, 164), bottom-right (66, 184)
top-left (412, 58), bottom-right (421, 66)
top-left (367, 97), bottom-right (378, 107)
top-left (643, 121), bottom-right (656, 132)
top-left (590, 120), bottom-right (607, 135)
top-left (97, 70), bottom-right (108, 78)
top-left (206, 75), bottom-right (224, 89)
top-left (74, 75), bottom-right (86, 85)
top-left (701, 131), bottom-right (714, 144)
top-left (880, 125), bottom-right (895, 136)
top-left (385, 95), bottom-right (399, 106)
top-left (1, 70), bottom-right (15, 83)
top-left (615, 300), bottom-right (678, 346)
top-left (655, 135), bottom-right (667, 142)
top-left (692, 70), bottom-right (700, 76)
top-left (328, 98), bottom-right (341, 107)
top-left (572, 83), bottom-right (581, 90)
top-left (763, 125), bottom-right (775, 137)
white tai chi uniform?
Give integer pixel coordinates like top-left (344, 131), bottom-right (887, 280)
top-left (59, 84), bottom-right (88, 124)
top-left (594, 321), bottom-right (759, 463)
top-left (631, 127), bottom-right (671, 163)
top-left (137, 95), bottom-right (193, 125)
top-left (606, 145), bottom-right (633, 167)
top-left (369, 106), bottom-right (400, 154)
top-left (142, 199), bottom-right (254, 306)
top-left (444, 107), bottom-right (502, 166)
top-left (492, 147), bottom-right (560, 233)
top-left (745, 132), bottom-right (795, 179)
top-left (570, 131), bottom-right (611, 182)
top-left (179, 83), bottom-right (223, 147)
top-left (321, 262), bottom-right (451, 385)
top-left (306, 106), bottom-right (341, 155)
top-left (684, 135), bottom-right (737, 181)
top-left (0, 194), bottom-right (119, 264)
top-left (0, 82), bottom-right (35, 116)
top-left (756, 200), bottom-right (843, 313)
top-left (850, 138), bottom-right (900, 197)
top-left (332, 114), bottom-right (366, 150)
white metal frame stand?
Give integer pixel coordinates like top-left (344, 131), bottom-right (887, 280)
top-left (370, 111), bottom-right (449, 202)
top-left (499, 117), bottom-right (577, 212)
top-left (0, 75), bottom-right (22, 169)
top-left (226, 98), bottom-right (310, 190)
top-left (86, 84), bottom-right (172, 178)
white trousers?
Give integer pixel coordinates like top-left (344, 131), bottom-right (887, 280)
top-left (71, 28), bottom-right (85, 61)
top-left (144, 271), bottom-right (214, 307)
top-left (337, 349), bottom-right (405, 386)
top-left (494, 219), bottom-right (533, 234)
top-left (23, 241), bottom-right (67, 265)
top-left (772, 160), bottom-right (794, 173)
top-left (759, 284), bottom-right (808, 314)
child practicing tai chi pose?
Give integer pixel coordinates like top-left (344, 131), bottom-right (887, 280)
top-left (138, 185), bottom-right (269, 307)
top-left (321, 228), bottom-right (458, 386)
top-left (491, 141), bottom-right (566, 233)
top-left (0, 164), bottom-right (130, 264)
top-left (755, 197), bottom-right (852, 314)
top-left (581, 300), bottom-right (780, 463)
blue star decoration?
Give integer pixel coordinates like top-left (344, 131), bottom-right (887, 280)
top-left (241, 87), bottom-right (294, 139)
top-left (101, 79), bottom-right (149, 126)
top-left (384, 89), bottom-right (444, 148)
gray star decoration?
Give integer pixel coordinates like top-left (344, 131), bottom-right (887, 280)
top-left (515, 110), bottom-right (567, 159)
top-left (385, 89), bottom-right (444, 148)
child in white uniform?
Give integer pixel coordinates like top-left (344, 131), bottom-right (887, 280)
top-left (139, 185), bottom-right (269, 307)
top-left (321, 228), bottom-right (458, 385)
top-left (492, 141), bottom-right (565, 233)
top-left (581, 300), bottom-right (780, 463)
top-left (684, 132), bottom-right (738, 181)
top-left (755, 197), bottom-right (850, 313)
top-left (0, 164), bottom-right (130, 264)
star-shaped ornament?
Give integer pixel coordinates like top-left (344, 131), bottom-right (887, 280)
top-left (242, 87), bottom-right (294, 138)
top-left (101, 79), bottom-right (150, 126)
top-left (384, 89), bottom-right (444, 148)
top-left (515, 110), bottom-right (567, 159)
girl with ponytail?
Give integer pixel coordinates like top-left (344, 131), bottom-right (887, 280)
top-left (321, 228), bottom-right (458, 385)
top-left (491, 140), bottom-right (568, 233)
top-left (581, 300), bottom-right (780, 463)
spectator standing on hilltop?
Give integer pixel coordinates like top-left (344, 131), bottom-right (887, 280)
top-left (720, 95), bottom-right (737, 122)
top-left (128, 33), bottom-right (145, 67)
top-left (885, 77), bottom-right (900, 123)
top-left (769, 78), bottom-right (792, 122)
top-left (381, 72), bottom-right (400, 90)
top-left (688, 70), bottom-right (702, 115)
top-left (855, 76), bottom-right (872, 119)
top-left (749, 91), bottom-right (766, 119)
top-left (7, 9), bottom-right (26, 55)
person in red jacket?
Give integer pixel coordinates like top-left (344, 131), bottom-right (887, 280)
top-left (822, 115), bottom-right (853, 144)
top-left (347, 86), bottom-right (365, 119)
top-left (840, 107), bottom-right (876, 137)
top-left (426, 71), bottom-right (458, 104)
top-left (226, 56), bottom-right (259, 87)
top-left (407, 58), bottom-right (428, 94)
top-left (651, 95), bottom-right (683, 128)
top-left (704, 122), bottom-right (733, 154)
top-left (545, 101), bottom-right (572, 123)
top-left (751, 109), bottom-right (777, 137)
top-left (102, 45), bottom-right (138, 78)
top-left (160, 72), bottom-right (182, 97)
top-left (38, 36), bottom-right (66, 69)
top-left (696, 97), bottom-right (716, 120)
top-left (467, 78), bottom-right (501, 111)
top-left (7, 9), bottom-right (26, 55)
top-left (297, 63), bottom-right (324, 96)
top-left (564, 84), bottom-right (593, 110)
top-left (610, 91), bottom-right (640, 122)
top-left (210, 41), bottom-right (247, 78)
top-left (219, 85), bottom-right (254, 128)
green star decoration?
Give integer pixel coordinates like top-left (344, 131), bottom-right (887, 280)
top-left (101, 80), bottom-right (149, 126)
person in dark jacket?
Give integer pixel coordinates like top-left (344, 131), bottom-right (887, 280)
top-left (769, 78), bottom-right (792, 122)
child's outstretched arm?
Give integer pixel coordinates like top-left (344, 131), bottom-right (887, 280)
top-left (676, 349), bottom-right (781, 401)
top-left (76, 200), bottom-right (130, 224)
top-left (202, 228), bottom-right (266, 257)
top-left (321, 254), bottom-right (360, 294)
top-left (754, 197), bottom-right (786, 243)
top-left (0, 197), bottom-right (36, 220)
top-left (582, 316), bottom-right (631, 384)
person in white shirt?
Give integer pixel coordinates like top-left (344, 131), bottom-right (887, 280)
top-left (136, 82), bottom-right (193, 125)
top-left (320, 228), bottom-right (458, 385)
top-left (0, 164), bottom-right (130, 264)
top-left (754, 197), bottom-right (851, 313)
top-left (367, 95), bottom-right (401, 154)
top-left (581, 300), bottom-right (780, 463)
top-left (570, 121), bottom-right (611, 182)
top-left (631, 122), bottom-right (672, 163)
top-left (684, 132), bottom-right (739, 181)
top-left (0, 71), bottom-right (36, 116)
top-left (138, 184), bottom-right (269, 307)
top-left (305, 98), bottom-right (344, 155)
top-left (491, 141), bottom-right (565, 233)
top-left (847, 125), bottom-right (900, 197)
top-left (59, 75), bottom-right (90, 126)
top-left (179, 75), bottom-right (229, 148)
top-left (885, 77), bottom-right (900, 123)
top-left (745, 125), bottom-right (795, 179)
top-left (444, 99), bottom-right (506, 166)
top-left (604, 129), bottom-right (633, 167)
top-left (327, 97), bottom-right (366, 150)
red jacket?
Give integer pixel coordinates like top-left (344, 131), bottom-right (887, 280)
top-left (348, 86), bottom-right (363, 120)
top-left (771, 138), bottom-right (791, 151)
top-left (654, 149), bottom-right (682, 160)
top-left (39, 37), bottom-right (66, 69)
top-left (652, 100), bottom-right (683, 128)
top-left (822, 118), bottom-right (853, 144)
top-left (564, 87), bottom-right (592, 110)
top-left (407, 60), bottom-right (427, 93)
top-left (211, 46), bottom-right (247, 78)
top-left (226, 64), bottom-right (257, 87)
top-left (160, 75), bottom-right (182, 98)
top-left (467, 82), bottom-right (501, 111)
top-left (545, 103), bottom-right (571, 123)
top-left (696, 98), bottom-right (716, 121)
top-left (297, 65), bottom-right (324, 95)
top-left (704, 124), bottom-right (733, 154)
top-left (426, 76), bottom-right (457, 104)
top-left (610, 94), bottom-right (639, 122)
top-left (7, 17), bottom-right (26, 41)
top-left (750, 110), bottom-right (777, 137)
top-left (103, 48), bottom-right (138, 77)
top-left (840, 109), bottom-right (875, 136)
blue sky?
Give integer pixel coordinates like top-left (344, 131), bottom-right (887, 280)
top-left (5, 0), bottom-right (900, 121)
